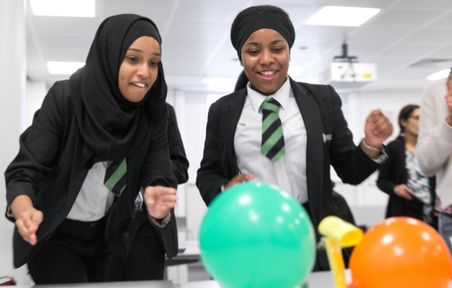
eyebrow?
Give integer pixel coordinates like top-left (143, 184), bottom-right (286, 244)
top-left (244, 39), bottom-right (286, 46)
top-left (127, 48), bottom-right (161, 57)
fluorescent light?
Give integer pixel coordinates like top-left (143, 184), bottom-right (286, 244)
top-left (47, 61), bottom-right (84, 75)
top-left (30, 0), bottom-right (95, 17)
top-left (427, 69), bottom-right (450, 81)
top-left (306, 6), bottom-right (380, 27)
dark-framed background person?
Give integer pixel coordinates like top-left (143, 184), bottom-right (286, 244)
top-left (4, 14), bottom-right (177, 284)
top-left (196, 5), bottom-right (393, 271)
top-left (417, 68), bottom-right (452, 254)
top-left (377, 104), bottom-right (436, 226)
top-left (108, 103), bottom-right (189, 281)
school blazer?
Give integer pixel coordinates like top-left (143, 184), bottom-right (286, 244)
top-left (196, 78), bottom-right (380, 229)
top-left (4, 80), bottom-right (178, 268)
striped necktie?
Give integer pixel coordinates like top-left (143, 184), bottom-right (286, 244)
top-left (261, 97), bottom-right (285, 162)
top-left (104, 158), bottom-right (127, 197)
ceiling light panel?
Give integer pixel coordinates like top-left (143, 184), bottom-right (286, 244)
top-left (305, 6), bottom-right (380, 27)
top-left (30, 0), bottom-right (95, 17)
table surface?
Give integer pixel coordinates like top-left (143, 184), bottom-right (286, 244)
top-left (177, 271), bottom-right (452, 288)
top-left (12, 271), bottom-right (452, 288)
top-left (16, 281), bottom-right (175, 288)
top-left (176, 271), bottom-right (335, 288)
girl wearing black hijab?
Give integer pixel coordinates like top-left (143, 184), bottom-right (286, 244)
top-left (5, 14), bottom-right (177, 284)
top-left (196, 5), bottom-right (393, 270)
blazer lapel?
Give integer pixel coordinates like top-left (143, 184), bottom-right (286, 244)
top-left (222, 89), bottom-right (247, 177)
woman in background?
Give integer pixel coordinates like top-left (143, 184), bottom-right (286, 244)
top-left (377, 104), bottom-right (436, 226)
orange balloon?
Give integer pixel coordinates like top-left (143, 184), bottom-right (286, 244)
top-left (349, 217), bottom-right (452, 288)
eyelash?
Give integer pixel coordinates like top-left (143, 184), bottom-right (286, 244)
top-left (125, 56), bottom-right (159, 67)
top-left (245, 47), bottom-right (285, 56)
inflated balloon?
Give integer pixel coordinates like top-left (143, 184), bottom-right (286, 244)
top-left (199, 181), bottom-right (316, 288)
top-left (349, 217), bottom-right (452, 288)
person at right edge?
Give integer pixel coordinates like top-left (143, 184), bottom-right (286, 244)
top-left (417, 68), bottom-right (452, 254)
top-left (196, 5), bottom-right (393, 271)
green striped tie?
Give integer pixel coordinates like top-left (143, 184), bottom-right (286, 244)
top-left (104, 158), bottom-right (127, 197)
top-left (261, 98), bottom-right (285, 161)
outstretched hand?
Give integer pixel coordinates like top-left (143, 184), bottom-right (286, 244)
top-left (143, 186), bottom-right (177, 220)
top-left (11, 195), bottom-right (43, 246)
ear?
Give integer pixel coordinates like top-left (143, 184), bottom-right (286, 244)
top-left (400, 119), bottom-right (408, 128)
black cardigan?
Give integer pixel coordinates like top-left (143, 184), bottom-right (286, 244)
top-left (376, 136), bottom-right (436, 221)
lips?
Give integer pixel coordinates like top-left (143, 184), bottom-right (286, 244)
top-left (131, 82), bottom-right (148, 88)
top-left (258, 70), bottom-right (277, 80)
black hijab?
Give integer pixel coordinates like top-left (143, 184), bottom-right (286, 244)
top-left (230, 5), bottom-right (295, 91)
top-left (69, 14), bottom-right (167, 161)
top-left (230, 5), bottom-right (295, 60)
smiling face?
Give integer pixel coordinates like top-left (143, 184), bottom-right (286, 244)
top-left (118, 36), bottom-right (161, 103)
top-left (240, 28), bottom-right (290, 95)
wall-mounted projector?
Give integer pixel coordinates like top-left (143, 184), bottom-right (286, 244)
top-left (330, 62), bottom-right (377, 82)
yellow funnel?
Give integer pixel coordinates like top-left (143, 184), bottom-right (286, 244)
top-left (319, 216), bottom-right (363, 247)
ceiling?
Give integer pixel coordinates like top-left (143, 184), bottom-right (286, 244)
top-left (26, 0), bottom-right (452, 94)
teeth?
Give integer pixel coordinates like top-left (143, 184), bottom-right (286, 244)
top-left (133, 82), bottom-right (146, 88)
top-left (260, 71), bottom-right (274, 75)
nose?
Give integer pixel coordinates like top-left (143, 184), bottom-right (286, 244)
top-left (260, 49), bottom-right (274, 65)
top-left (137, 62), bottom-right (150, 79)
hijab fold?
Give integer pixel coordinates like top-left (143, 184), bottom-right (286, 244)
top-left (69, 14), bottom-right (167, 161)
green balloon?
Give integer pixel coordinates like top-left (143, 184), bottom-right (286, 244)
top-left (199, 182), bottom-right (316, 288)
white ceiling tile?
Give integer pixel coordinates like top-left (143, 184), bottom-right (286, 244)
top-left (25, 0), bottom-right (452, 92)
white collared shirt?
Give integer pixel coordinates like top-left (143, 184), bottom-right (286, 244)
top-left (67, 162), bottom-right (115, 221)
top-left (234, 79), bottom-right (308, 203)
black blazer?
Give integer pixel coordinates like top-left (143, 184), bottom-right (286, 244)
top-left (197, 78), bottom-right (380, 236)
top-left (125, 103), bottom-right (189, 260)
top-left (166, 104), bottom-right (189, 185)
top-left (4, 80), bottom-right (177, 268)
top-left (376, 136), bottom-right (436, 221)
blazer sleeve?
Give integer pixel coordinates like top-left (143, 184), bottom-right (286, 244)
top-left (156, 209), bottom-right (178, 258)
top-left (326, 85), bottom-right (380, 184)
top-left (4, 82), bottom-right (66, 220)
top-left (166, 104), bottom-right (189, 184)
top-left (376, 141), bottom-right (398, 195)
top-left (140, 105), bottom-right (177, 188)
top-left (196, 101), bottom-right (229, 206)
top-left (138, 106), bottom-right (180, 258)
top-left (153, 104), bottom-right (188, 259)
